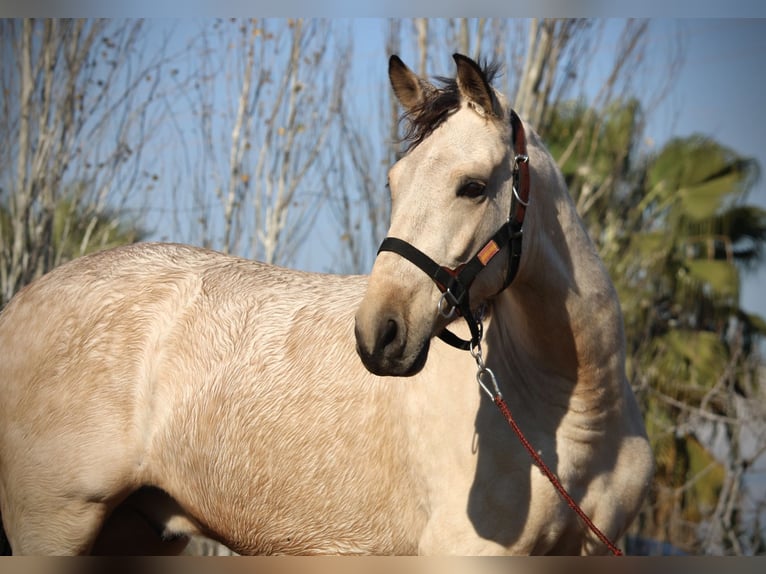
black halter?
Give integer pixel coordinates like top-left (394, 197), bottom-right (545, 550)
top-left (377, 109), bottom-right (530, 351)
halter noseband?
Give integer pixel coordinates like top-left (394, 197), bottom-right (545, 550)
top-left (377, 109), bottom-right (530, 351)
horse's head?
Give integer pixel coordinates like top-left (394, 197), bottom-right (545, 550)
top-left (355, 54), bottom-right (523, 377)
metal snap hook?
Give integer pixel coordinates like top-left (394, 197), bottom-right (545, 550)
top-left (476, 366), bottom-right (502, 401)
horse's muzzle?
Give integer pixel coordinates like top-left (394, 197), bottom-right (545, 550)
top-left (354, 314), bottom-right (430, 377)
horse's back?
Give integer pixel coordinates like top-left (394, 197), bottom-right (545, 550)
top-left (0, 242), bottom-right (426, 554)
top-left (0, 243), bottom-right (222, 445)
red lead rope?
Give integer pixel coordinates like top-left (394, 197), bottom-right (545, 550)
top-left (492, 395), bottom-right (624, 556)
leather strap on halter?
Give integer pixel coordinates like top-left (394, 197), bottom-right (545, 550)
top-left (378, 110), bottom-right (530, 351)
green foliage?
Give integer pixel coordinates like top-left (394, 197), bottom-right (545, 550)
top-left (0, 184), bottom-right (144, 303)
top-left (685, 260), bottom-right (740, 301)
top-left (50, 196), bottom-right (144, 258)
top-left (548, 98), bottom-right (765, 552)
top-left (649, 330), bottom-right (728, 396)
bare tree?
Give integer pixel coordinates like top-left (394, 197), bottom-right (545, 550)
top-left (172, 19), bottom-right (349, 265)
top-left (514, 19), bottom-right (593, 130)
top-left (414, 19), bottom-right (428, 76)
top-left (0, 19), bottom-right (173, 306)
top-left (328, 19), bottom-right (400, 274)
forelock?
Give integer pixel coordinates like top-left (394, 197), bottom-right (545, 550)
top-left (399, 59), bottom-right (503, 151)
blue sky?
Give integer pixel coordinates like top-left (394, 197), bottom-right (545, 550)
top-left (647, 20), bottom-right (766, 320)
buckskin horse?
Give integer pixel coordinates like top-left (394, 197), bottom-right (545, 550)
top-left (0, 54), bottom-right (653, 555)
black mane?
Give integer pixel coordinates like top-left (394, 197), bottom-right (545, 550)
top-left (400, 59), bottom-right (502, 150)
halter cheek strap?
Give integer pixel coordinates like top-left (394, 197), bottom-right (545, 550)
top-left (377, 109), bottom-right (530, 351)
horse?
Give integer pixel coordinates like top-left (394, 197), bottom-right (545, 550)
top-left (0, 53), bottom-right (653, 555)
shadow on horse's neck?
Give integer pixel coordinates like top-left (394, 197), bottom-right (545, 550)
top-left (467, 198), bottom-right (587, 550)
top-left (483, 176), bottom-right (623, 417)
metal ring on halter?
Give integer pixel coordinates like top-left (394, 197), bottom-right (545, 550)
top-left (513, 184), bottom-right (529, 207)
top-left (515, 153), bottom-right (529, 164)
top-left (437, 291), bottom-right (457, 319)
top-left (470, 340), bottom-right (483, 364)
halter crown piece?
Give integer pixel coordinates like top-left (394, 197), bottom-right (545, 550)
top-left (377, 109), bottom-right (530, 351)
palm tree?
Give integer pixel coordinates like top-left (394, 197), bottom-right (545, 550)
top-left (546, 100), bottom-right (766, 553)
top-left (616, 136), bottom-right (765, 553)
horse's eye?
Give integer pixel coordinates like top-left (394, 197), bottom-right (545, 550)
top-left (457, 180), bottom-right (486, 199)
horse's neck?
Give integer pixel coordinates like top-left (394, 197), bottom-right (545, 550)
top-left (486, 147), bottom-right (627, 418)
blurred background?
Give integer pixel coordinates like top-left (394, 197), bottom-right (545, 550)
top-left (1, 18), bottom-right (764, 555)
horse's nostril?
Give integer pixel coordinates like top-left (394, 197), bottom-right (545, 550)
top-left (381, 318), bottom-right (399, 350)
top-left (374, 316), bottom-right (405, 359)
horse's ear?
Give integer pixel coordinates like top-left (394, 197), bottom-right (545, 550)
top-left (388, 55), bottom-right (433, 112)
top-left (453, 53), bottom-right (496, 118)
